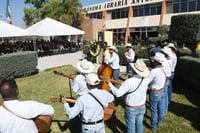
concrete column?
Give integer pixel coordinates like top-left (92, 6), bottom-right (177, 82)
top-left (159, 0), bottom-right (167, 26)
top-left (125, 6), bottom-right (133, 44)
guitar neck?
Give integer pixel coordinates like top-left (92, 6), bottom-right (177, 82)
top-left (109, 79), bottom-right (122, 85)
top-left (50, 96), bottom-right (76, 104)
top-left (54, 70), bottom-right (75, 80)
top-left (100, 75), bottom-right (122, 85)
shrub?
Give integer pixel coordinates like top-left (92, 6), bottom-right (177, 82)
top-left (0, 51), bottom-right (38, 82)
top-left (169, 14), bottom-right (200, 56)
top-left (116, 46), bottom-right (126, 65)
top-left (196, 48), bottom-right (200, 57)
top-left (137, 46), bottom-right (149, 59)
top-left (174, 56), bottom-right (200, 92)
top-left (149, 35), bottom-right (168, 44)
top-left (177, 47), bottom-right (192, 56)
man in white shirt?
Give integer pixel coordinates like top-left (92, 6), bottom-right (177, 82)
top-left (160, 46), bottom-right (173, 115)
top-left (63, 73), bottom-right (114, 133)
top-left (105, 45), bottom-right (120, 87)
top-left (106, 59), bottom-right (150, 133)
top-left (72, 59), bottom-right (94, 96)
top-left (147, 52), bottom-right (168, 132)
top-left (0, 79), bottom-right (54, 133)
top-left (124, 43), bottom-right (136, 78)
top-left (166, 43), bottom-right (177, 103)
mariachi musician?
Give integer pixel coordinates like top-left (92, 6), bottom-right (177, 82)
top-left (124, 43), bottom-right (136, 78)
top-left (105, 59), bottom-right (150, 133)
top-left (72, 59), bottom-right (94, 96)
top-left (63, 73), bottom-right (114, 133)
top-left (104, 45), bottom-right (120, 88)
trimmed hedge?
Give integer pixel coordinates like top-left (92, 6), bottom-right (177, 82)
top-left (174, 56), bottom-right (200, 92)
top-left (0, 51), bottom-right (38, 82)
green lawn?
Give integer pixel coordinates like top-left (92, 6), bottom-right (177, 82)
top-left (0, 65), bottom-right (200, 133)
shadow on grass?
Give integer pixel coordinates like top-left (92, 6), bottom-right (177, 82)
top-left (105, 111), bottom-right (126, 133)
top-left (169, 101), bottom-right (200, 131)
top-left (174, 84), bottom-right (200, 108)
top-left (104, 96), bottom-right (126, 132)
top-left (53, 116), bottom-right (81, 132)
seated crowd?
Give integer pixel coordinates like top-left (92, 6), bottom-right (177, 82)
top-left (0, 39), bottom-right (80, 57)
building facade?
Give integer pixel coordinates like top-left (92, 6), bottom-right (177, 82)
top-left (81, 0), bottom-right (200, 45)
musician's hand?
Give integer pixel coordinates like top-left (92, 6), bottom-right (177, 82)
top-left (105, 78), bottom-right (110, 83)
top-left (61, 98), bottom-right (66, 103)
top-left (124, 52), bottom-right (128, 57)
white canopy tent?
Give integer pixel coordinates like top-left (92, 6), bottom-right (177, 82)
top-left (0, 20), bottom-right (28, 38)
top-left (26, 17), bottom-right (85, 36)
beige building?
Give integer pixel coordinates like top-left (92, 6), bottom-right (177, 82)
top-left (80, 0), bottom-right (200, 44)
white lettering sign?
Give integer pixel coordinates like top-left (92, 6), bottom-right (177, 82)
top-left (83, 0), bottom-right (158, 13)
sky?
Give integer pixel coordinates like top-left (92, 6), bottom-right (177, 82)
top-left (0, 0), bottom-right (108, 28)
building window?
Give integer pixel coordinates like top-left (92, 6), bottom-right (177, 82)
top-left (166, 2), bottom-right (173, 13)
top-left (181, 0), bottom-right (187, 12)
top-left (144, 5), bottom-right (150, 16)
top-left (198, 0), bottom-right (200, 10)
top-left (156, 4), bottom-right (162, 14)
top-left (151, 5), bottom-right (156, 15)
top-left (189, 0), bottom-right (196, 11)
top-left (88, 12), bottom-right (102, 19)
top-left (138, 6), bottom-right (144, 16)
top-left (133, 7), bottom-right (139, 17)
top-left (111, 8), bottom-right (128, 19)
top-left (173, 3), bottom-right (180, 13)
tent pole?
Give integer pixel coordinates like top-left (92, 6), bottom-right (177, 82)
top-left (33, 36), bottom-right (37, 51)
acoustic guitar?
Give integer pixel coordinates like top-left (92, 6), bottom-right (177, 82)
top-left (49, 96), bottom-right (114, 121)
top-left (34, 115), bottom-right (52, 133)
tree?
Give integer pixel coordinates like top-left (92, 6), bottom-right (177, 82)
top-left (149, 25), bottom-right (169, 44)
top-left (169, 14), bottom-right (200, 57)
top-left (23, 0), bottom-right (83, 27)
top-left (158, 24), bottom-right (169, 36)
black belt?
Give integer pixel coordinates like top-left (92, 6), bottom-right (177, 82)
top-left (82, 119), bottom-right (103, 125)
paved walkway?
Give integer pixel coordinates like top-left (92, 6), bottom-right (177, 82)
top-left (37, 51), bottom-right (126, 72)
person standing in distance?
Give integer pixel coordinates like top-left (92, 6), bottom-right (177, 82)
top-left (124, 43), bottom-right (136, 78)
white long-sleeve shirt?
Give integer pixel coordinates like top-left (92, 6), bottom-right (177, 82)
top-left (109, 75), bottom-right (149, 106)
top-left (64, 88), bottom-right (114, 123)
top-left (125, 48), bottom-right (135, 63)
top-left (0, 100), bottom-right (54, 133)
top-left (72, 74), bottom-right (88, 95)
top-left (105, 52), bottom-right (120, 69)
top-left (168, 53), bottom-right (177, 73)
top-left (161, 59), bottom-right (172, 77)
top-left (148, 65), bottom-right (167, 90)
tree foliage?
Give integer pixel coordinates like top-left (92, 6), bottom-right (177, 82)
top-left (169, 14), bottom-right (200, 56)
top-left (23, 0), bottom-right (83, 27)
top-left (149, 25), bottom-right (169, 44)
top-left (169, 14), bottom-right (200, 42)
top-left (158, 24), bottom-right (169, 36)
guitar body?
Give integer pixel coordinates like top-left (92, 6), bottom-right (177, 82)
top-left (34, 115), bottom-right (52, 133)
top-left (104, 102), bottom-right (115, 121)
